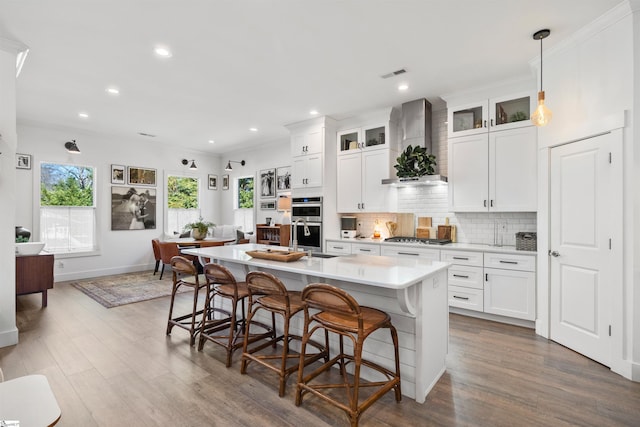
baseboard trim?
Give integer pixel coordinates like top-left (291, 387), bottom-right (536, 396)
top-left (54, 263), bottom-right (155, 282)
top-left (0, 327), bottom-right (19, 348)
top-left (449, 307), bottom-right (535, 329)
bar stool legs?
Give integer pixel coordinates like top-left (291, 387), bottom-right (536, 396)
top-left (296, 283), bottom-right (401, 427)
top-left (240, 271), bottom-right (328, 397)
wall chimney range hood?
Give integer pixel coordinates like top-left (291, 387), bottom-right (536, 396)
top-left (382, 98), bottom-right (448, 186)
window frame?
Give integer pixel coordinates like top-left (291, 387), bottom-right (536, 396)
top-left (165, 172), bottom-right (202, 236)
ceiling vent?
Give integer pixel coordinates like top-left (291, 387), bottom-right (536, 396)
top-left (381, 68), bottom-right (407, 79)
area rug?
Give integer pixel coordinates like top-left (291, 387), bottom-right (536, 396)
top-left (69, 271), bottom-right (186, 308)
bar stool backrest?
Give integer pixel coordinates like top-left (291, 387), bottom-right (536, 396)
top-left (203, 263), bottom-right (236, 285)
top-left (245, 271), bottom-right (287, 297)
top-left (302, 284), bottom-right (363, 328)
top-left (171, 255), bottom-right (197, 279)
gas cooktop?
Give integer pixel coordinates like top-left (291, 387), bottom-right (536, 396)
top-left (384, 236), bottom-right (452, 245)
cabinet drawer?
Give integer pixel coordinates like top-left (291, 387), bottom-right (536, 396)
top-left (448, 285), bottom-right (483, 312)
top-left (484, 252), bottom-right (535, 272)
top-left (448, 265), bottom-right (483, 290)
top-left (326, 241), bottom-right (352, 255)
top-left (441, 250), bottom-right (483, 267)
top-left (381, 245), bottom-right (440, 261)
top-left (352, 243), bottom-right (381, 256)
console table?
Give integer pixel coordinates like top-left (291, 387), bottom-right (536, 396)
top-left (16, 253), bottom-right (54, 307)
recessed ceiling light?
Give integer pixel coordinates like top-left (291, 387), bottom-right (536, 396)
top-left (208, 140), bottom-right (215, 144)
top-left (154, 46), bottom-right (172, 58)
top-left (106, 87), bottom-right (119, 95)
top-left (309, 110), bottom-right (319, 115)
top-left (78, 112), bottom-right (89, 118)
top-left (249, 127), bottom-right (258, 132)
top-left (398, 84), bottom-right (409, 91)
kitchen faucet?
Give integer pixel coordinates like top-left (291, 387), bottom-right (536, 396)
top-left (292, 218), bottom-right (310, 252)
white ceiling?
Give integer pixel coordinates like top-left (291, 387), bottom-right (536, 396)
top-left (1, 0), bottom-right (623, 154)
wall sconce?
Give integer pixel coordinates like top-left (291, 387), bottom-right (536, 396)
top-left (64, 140), bottom-right (80, 153)
top-left (225, 160), bottom-right (245, 171)
top-left (181, 159), bottom-right (198, 170)
top-left (531, 29), bottom-right (552, 127)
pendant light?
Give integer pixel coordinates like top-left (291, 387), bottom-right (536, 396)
top-left (531, 29), bottom-right (552, 127)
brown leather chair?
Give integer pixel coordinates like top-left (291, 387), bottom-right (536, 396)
top-left (197, 263), bottom-right (274, 367)
top-left (295, 283), bottom-right (401, 427)
top-left (151, 239), bottom-right (161, 275)
top-left (166, 256), bottom-right (208, 346)
top-left (240, 271), bottom-right (328, 397)
top-left (157, 241), bottom-right (195, 280)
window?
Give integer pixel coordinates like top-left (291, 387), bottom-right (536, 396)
top-left (235, 176), bottom-right (255, 232)
top-left (40, 163), bottom-right (96, 254)
top-left (167, 175), bottom-right (200, 235)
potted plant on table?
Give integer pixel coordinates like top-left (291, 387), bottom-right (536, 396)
top-left (183, 217), bottom-right (215, 240)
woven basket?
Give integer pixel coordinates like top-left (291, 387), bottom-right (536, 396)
top-left (516, 232), bottom-right (537, 251)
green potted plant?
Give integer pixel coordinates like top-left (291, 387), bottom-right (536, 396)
top-left (183, 217), bottom-right (215, 240)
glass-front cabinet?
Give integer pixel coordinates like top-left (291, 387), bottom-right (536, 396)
top-left (448, 92), bottom-right (534, 137)
top-left (337, 123), bottom-right (388, 155)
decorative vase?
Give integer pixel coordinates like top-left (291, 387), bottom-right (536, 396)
top-left (15, 226), bottom-right (31, 241)
top-left (191, 229), bottom-right (207, 240)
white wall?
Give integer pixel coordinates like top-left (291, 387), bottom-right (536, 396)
top-left (15, 122), bottom-right (224, 281)
top-left (535, 2), bottom-right (639, 380)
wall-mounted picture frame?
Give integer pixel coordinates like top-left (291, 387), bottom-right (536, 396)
top-left (110, 186), bottom-right (157, 230)
top-left (208, 174), bottom-right (218, 190)
top-left (127, 166), bottom-right (156, 186)
top-left (260, 200), bottom-right (276, 210)
top-left (260, 168), bottom-right (276, 198)
top-left (276, 166), bottom-right (291, 192)
top-left (16, 153), bottom-right (31, 170)
top-left (111, 164), bottom-right (126, 184)
top-left (222, 174), bottom-right (229, 190)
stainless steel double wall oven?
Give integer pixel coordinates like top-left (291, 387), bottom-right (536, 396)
top-left (291, 196), bottom-right (322, 251)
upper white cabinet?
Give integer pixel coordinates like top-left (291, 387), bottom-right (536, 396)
top-left (447, 92), bottom-right (535, 138)
top-left (291, 129), bottom-right (323, 157)
top-left (449, 126), bottom-right (537, 212)
top-left (287, 118), bottom-right (335, 191)
top-left (337, 149), bottom-right (395, 212)
top-left (337, 123), bottom-right (389, 155)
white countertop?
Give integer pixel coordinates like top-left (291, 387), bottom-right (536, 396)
top-left (182, 243), bottom-right (449, 290)
top-left (326, 238), bottom-right (537, 256)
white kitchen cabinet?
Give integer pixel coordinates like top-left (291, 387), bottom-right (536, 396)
top-left (447, 92), bottom-right (535, 138)
top-left (448, 126), bottom-right (537, 212)
top-left (337, 149), bottom-right (396, 213)
top-left (325, 240), bottom-right (352, 255)
top-left (337, 123), bottom-right (388, 155)
top-left (291, 128), bottom-right (323, 157)
top-left (381, 245), bottom-right (440, 261)
top-left (352, 243), bottom-right (381, 256)
top-left (292, 153), bottom-right (323, 189)
top-left (445, 250), bottom-right (484, 312)
top-left (484, 267), bottom-right (536, 321)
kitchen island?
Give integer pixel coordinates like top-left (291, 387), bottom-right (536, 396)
top-left (182, 243), bottom-right (449, 403)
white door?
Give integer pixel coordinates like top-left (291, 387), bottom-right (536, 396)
top-left (549, 132), bottom-right (620, 366)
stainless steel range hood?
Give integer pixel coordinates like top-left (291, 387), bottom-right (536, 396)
top-left (382, 98), bottom-right (448, 186)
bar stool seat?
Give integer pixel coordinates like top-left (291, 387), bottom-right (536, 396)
top-left (296, 283), bottom-right (401, 427)
top-left (241, 271), bottom-right (328, 397)
top-left (166, 256), bottom-right (208, 346)
top-left (198, 263), bottom-right (273, 367)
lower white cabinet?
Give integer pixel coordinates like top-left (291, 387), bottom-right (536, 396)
top-left (381, 245), bottom-right (440, 261)
top-left (448, 285), bottom-right (484, 312)
top-left (325, 241), bottom-right (351, 255)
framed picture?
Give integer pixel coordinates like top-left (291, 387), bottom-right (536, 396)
top-left (208, 174), bottom-right (218, 190)
top-left (276, 166), bottom-right (291, 192)
top-left (127, 166), bottom-right (156, 186)
top-left (260, 200), bottom-right (276, 210)
top-left (222, 174), bottom-right (229, 190)
top-left (260, 168), bottom-right (276, 198)
top-left (110, 186), bottom-right (157, 230)
top-left (111, 164), bottom-right (125, 184)
top-left (16, 153), bottom-right (31, 170)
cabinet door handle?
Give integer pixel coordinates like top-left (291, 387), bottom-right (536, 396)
top-left (398, 252), bottom-right (419, 256)
top-left (452, 256), bottom-right (469, 260)
top-left (484, 200), bottom-right (487, 207)
top-left (499, 260), bottom-right (518, 265)
top-left (453, 295), bottom-right (470, 301)
top-left (334, 246), bottom-right (344, 250)
top-left (361, 203), bottom-right (364, 209)
top-left (452, 274), bottom-right (469, 279)
top-left (484, 120), bottom-right (487, 128)
top-left (490, 200), bottom-right (494, 207)
top-left (485, 273), bottom-right (489, 281)
top-left (490, 119), bottom-right (494, 127)
top-left (360, 249), bottom-right (371, 252)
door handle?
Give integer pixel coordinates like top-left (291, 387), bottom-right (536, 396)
top-left (550, 250), bottom-right (560, 257)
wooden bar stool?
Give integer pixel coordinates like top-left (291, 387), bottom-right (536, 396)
top-left (166, 256), bottom-right (208, 346)
top-left (295, 283), bottom-right (402, 427)
top-left (197, 263), bottom-right (274, 367)
top-left (241, 271), bottom-right (328, 397)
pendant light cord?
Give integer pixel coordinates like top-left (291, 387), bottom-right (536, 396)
top-left (540, 36), bottom-right (543, 91)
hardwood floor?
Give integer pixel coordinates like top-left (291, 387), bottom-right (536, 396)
top-left (2, 279), bottom-right (640, 426)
